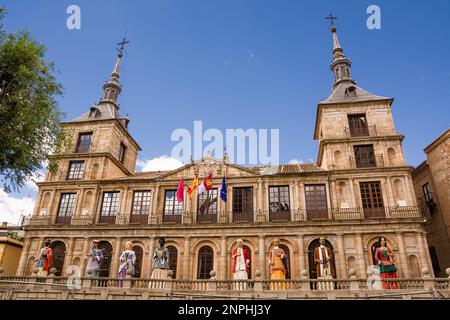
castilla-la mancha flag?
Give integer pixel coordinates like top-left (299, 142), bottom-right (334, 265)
top-left (198, 173), bottom-right (213, 194)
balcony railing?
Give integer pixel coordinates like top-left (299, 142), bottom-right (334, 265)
top-left (26, 206), bottom-right (424, 227)
top-left (344, 125), bottom-right (377, 138)
top-left (54, 216), bottom-right (72, 225)
top-left (350, 155), bottom-right (384, 169)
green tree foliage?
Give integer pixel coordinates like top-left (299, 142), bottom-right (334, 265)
top-left (0, 7), bottom-right (66, 192)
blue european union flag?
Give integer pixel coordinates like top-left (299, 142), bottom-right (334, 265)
top-left (220, 176), bottom-right (227, 202)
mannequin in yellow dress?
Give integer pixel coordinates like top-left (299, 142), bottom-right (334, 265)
top-left (268, 238), bottom-right (286, 289)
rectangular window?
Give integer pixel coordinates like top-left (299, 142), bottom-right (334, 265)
top-left (354, 145), bottom-right (376, 168)
top-left (118, 143), bottom-right (126, 163)
top-left (76, 132), bottom-right (92, 153)
top-left (197, 189), bottom-right (218, 223)
top-left (56, 193), bottom-right (76, 224)
top-left (163, 190), bottom-right (183, 223)
top-left (422, 183), bottom-right (433, 203)
top-left (232, 187), bottom-right (254, 222)
top-left (305, 184), bottom-right (328, 220)
top-left (99, 192), bottom-right (120, 224)
top-left (67, 161), bottom-right (84, 180)
top-left (269, 186), bottom-right (291, 221)
top-left (360, 182), bottom-right (385, 218)
top-left (348, 114), bottom-right (369, 137)
top-left (130, 191), bottom-right (151, 224)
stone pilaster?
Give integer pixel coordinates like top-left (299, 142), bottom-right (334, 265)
top-left (395, 232), bottom-right (410, 278)
top-left (355, 234), bottom-right (366, 279)
top-left (336, 234), bottom-right (347, 278)
top-left (16, 237), bottom-right (32, 276)
top-left (297, 235), bottom-right (305, 277)
top-left (258, 235), bottom-right (266, 279)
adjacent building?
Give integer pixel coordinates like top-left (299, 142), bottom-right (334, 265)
top-left (412, 128), bottom-right (450, 277)
top-left (16, 26), bottom-right (432, 283)
top-left (0, 223), bottom-right (24, 276)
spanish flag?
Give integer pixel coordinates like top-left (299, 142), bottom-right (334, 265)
top-left (187, 175), bottom-right (198, 199)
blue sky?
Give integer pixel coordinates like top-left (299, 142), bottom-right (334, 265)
top-left (1, 0), bottom-right (449, 223)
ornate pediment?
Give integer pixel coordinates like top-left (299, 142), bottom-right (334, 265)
top-left (156, 155), bottom-right (259, 181)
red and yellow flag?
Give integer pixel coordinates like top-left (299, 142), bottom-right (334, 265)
top-left (204, 173), bottom-right (213, 191)
top-left (187, 175), bottom-right (198, 199)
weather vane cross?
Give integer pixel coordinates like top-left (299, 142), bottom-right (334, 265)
top-left (325, 13), bottom-right (338, 27)
top-left (117, 36), bottom-right (130, 55)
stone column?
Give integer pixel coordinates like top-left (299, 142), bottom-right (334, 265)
top-left (294, 181), bottom-right (300, 211)
top-left (220, 237), bottom-right (227, 280)
top-left (146, 237), bottom-right (155, 278)
top-left (297, 236), bottom-right (305, 277)
top-left (355, 234), bottom-right (366, 279)
top-left (16, 237), bottom-right (32, 275)
top-left (336, 234), bottom-right (347, 279)
top-left (63, 238), bottom-right (76, 276)
top-left (80, 238), bottom-right (90, 276)
top-left (417, 233), bottom-right (433, 277)
top-left (48, 190), bottom-right (57, 221)
top-left (110, 238), bottom-right (123, 277)
top-left (348, 178), bottom-right (357, 208)
top-left (325, 183), bottom-right (332, 219)
top-left (386, 176), bottom-right (396, 207)
top-left (395, 232), bottom-right (410, 278)
top-left (182, 237), bottom-right (191, 279)
top-left (258, 235), bottom-right (266, 279)
top-left (289, 182), bottom-right (295, 221)
top-left (257, 179), bottom-right (263, 212)
top-left (227, 185), bottom-right (233, 222)
top-left (151, 184), bottom-right (160, 216)
top-left (76, 188), bottom-right (86, 217)
top-left (404, 174), bottom-right (416, 206)
top-left (299, 183), bottom-right (306, 219)
top-left (330, 179), bottom-right (338, 209)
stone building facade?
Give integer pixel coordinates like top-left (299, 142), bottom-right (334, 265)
top-left (412, 128), bottom-right (450, 277)
top-left (16, 27), bottom-right (432, 283)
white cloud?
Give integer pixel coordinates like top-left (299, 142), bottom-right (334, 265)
top-left (0, 189), bottom-right (35, 225)
top-left (24, 170), bottom-right (45, 191)
top-left (288, 159), bottom-right (304, 164)
top-left (137, 156), bottom-right (184, 172)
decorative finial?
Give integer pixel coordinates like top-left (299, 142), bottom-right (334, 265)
top-left (325, 13), bottom-right (338, 28)
top-left (117, 35), bottom-right (130, 58)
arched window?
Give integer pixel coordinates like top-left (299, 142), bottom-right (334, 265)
top-left (132, 246), bottom-right (144, 278)
top-left (279, 244), bottom-right (291, 279)
top-left (98, 241), bottom-right (113, 278)
top-left (167, 246), bottom-right (178, 279)
top-left (307, 239), bottom-right (336, 280)
top-left (387, 147), bottom-right (397, 166)
top-left (197, 246), bottom-right (214, 279)
top-left (50, 241), bottom-right (66, 276)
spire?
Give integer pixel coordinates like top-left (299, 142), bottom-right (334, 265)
top-left (99, 36), bottom-right (130, 107)
top-left (329, 25), bottom-right (355, 91)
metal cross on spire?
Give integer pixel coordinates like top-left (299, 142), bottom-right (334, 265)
top-left (117, 35), bottom-right (130, 56)
top-left (325, 13), bottom-right (338, 27)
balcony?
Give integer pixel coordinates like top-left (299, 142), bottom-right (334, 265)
top-left (306, 209), bottom-right (330, 221)
top-left (349, 155), bottom-right (384, 169)
top-left (269, 210), bottom-right (291, 222)
top-left (196, 212), bottom-right (218, 224)
top-left (54, 216), bottom-right (72, 225)
top-left (129, 214), bottom-right (149, 224)
top-left (232, 211), bottom-right (254, 223)
top-left (344, 125), bottom-right (377, 138)
top-left (163, 214), bottom-right (182, 224)
top-left (388, 206), bottom-right (422, 219)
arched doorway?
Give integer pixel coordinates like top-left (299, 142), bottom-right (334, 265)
top-left (308, 239), bottom-right (336, 280)
top-left (50, 241), bottom-right (66, 276)
top-left (197, 246), bottom-right (214, 279)
top-left (243, 245), bottom-right (252, 279)
top-left (132, 246), bottom-right (143, 278)
top-left (278, 244), bottom-right (291, 279)
top-left (167, 246), bottom-right (178, 279)
top-left (98, 241), bottom-right (113, 278)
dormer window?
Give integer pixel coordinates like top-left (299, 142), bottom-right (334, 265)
top-left (118, 142), bottom-right (126, 163)
top-left (345, 85), bottom-right (357, 97)
top-left (89, 107), bottom-right (100, 118)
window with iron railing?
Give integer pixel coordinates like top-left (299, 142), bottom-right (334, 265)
top-left (56, 193), bottom-right (76, 224)
top-left (130, 191), bottom-right (151, 224)
top-left (163, 190), bottom-right (183, 223)
top-left (99, 192), bottom-right (120, 224)
top-left (75, 132), bottom-right (92, 153)
top-left (360, 181), bottom-right (385, 218)
top-left (305, 184), bottom-right (328, 220)
top-left (354, 145), bottom-right (377, 168)
top-left (67, 161), bottom-right (84, 180)
top-left (197, 189), bottom-right (218, 223)
top-left (348, 114), bottom-right (369, 137)
top-left (269, 186), bottom-right (291, 221)
top-left (232, 187), bottom-right (254, 222)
